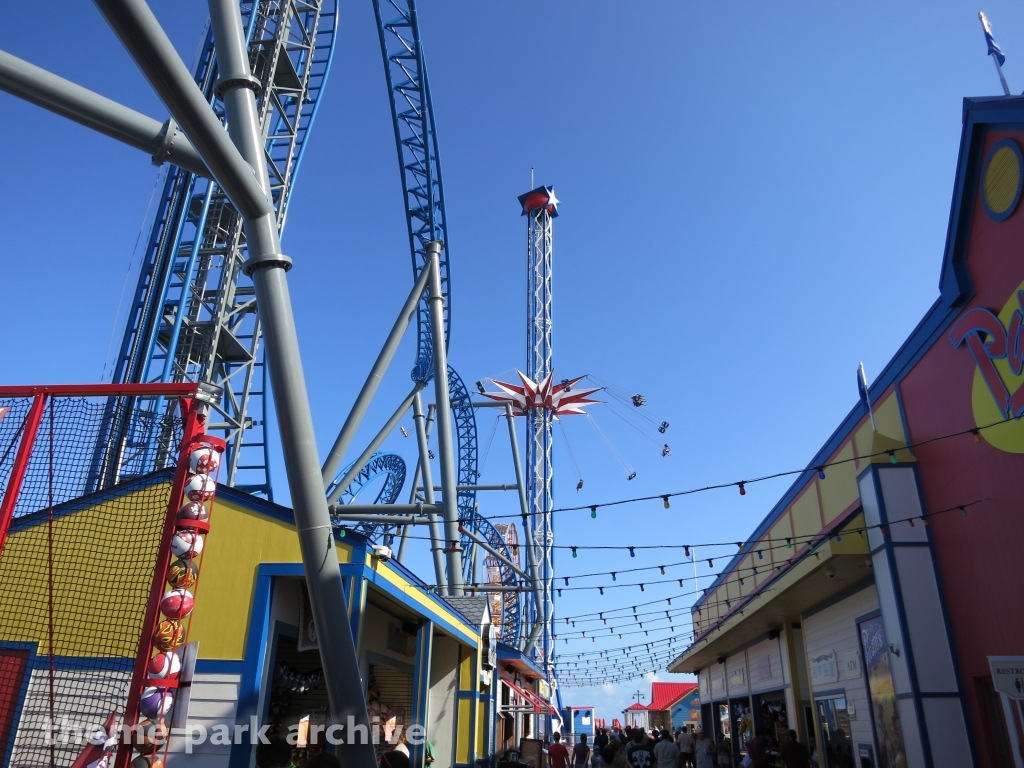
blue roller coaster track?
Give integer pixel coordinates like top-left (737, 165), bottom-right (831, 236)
top-left (374, 0), bottom-right (523, 644)
top-left (100, 0), bottom-right (337, 499)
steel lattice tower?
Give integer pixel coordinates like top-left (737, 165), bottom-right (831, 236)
top-left (99, 1), bottom-right (336, 497)
top-left (521, 185), bottom-right (558, 683)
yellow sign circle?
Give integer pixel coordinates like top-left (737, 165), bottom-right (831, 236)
top-left (984, 144), bottom-right (1022, 218)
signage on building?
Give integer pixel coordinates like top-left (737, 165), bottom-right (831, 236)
top-left (750, 655), bottom-right (771, 683)
top-left (810, 650), bottom-right (838, 685)
top-left (839, 650), bottom-right (862, 678)
top-left (728, 666), bottom-right (745, 688)
top-left (538, 680), bottom-right (550, 699)
top-left (949, 280), bottom-right (1024, 452)
top-left (989, 656), bottom-right (1024, 699)
top-left (711, 676), bottom-right (725, 696)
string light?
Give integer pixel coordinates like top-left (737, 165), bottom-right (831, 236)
top-left (663, 496), bottom-right (670, 509)
top-left (571, 547), bottom-right (578, 558)
top-left (887, 450), bottom-right (897, 464)
top-left (629, 547), bottom-right (635, 558)
top-left (476, 418), bottom-right (1007, 523)
top-left (972, 428), bottom-right (981, 442)
top-left (659, 566), bottom-right (666, 575)
top-left (739, 482), bottom-right (746, 496)
top-left (817, 467), bottom-right (826, 480)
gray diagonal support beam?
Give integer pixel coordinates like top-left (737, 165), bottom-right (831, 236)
top-left (322, 264), bottom-right (432, 486)
top-left (93, 0), bottom-right (272, 220)
top-left (326, 383), bottom-right (424, 504)
top-left (0, 50), bottom-right (209, 178)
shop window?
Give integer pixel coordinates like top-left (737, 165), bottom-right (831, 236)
top-left (816, 697), bottom-right (854, 768)
top-left (975, 676), bottom-right (1015, 768)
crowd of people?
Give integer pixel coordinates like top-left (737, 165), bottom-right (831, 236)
top-left (546, 726), bottom-right (815, 768)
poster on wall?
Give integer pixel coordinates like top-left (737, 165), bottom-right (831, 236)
top-left (859, 617), bottom-right (906, 768)
top-left (810, 650), bottom-right (838, 685)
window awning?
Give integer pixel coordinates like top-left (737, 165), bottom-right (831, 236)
top-left (502, 678), bottom-right (557, 715)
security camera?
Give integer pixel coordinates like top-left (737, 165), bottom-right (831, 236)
top-left (372, 544), bottom-right (393, 562)
top-left (825, 567), bottom-right (836, 579)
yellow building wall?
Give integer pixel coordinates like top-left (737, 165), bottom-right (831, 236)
top-left (187, 495), bottom-right (353, 660)
top-left (0, 481), bottom-right (171, 657)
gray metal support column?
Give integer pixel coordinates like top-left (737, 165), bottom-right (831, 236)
top-left (425, 241), bottom-right (464, 595)
top-left (413, 391), bottom-right (447, 593)
top-left (504, 403), bottom-right (544, 651)
top-left (0, 50), bottom-right (209, 177)
top-left (91, 1), bottom-right (373, 761)
top-left (205, 2), bottom-right (372, 760)
top-left (322, 265), bottom-right (432, 486)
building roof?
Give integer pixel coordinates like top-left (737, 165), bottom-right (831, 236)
top-left (624, 702), bottom-right (647, 711)
top-left (647, 682), bottom-right (698, 711)
top-left (444, 595), bottom-right (490, 627)
top-left (497, 642), bottom-right (545, 680)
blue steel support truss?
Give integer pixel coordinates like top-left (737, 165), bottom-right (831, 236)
top-left (374, 0), bottom-right (521, 643)
top-left (99, 0), bottom-right (337, 497)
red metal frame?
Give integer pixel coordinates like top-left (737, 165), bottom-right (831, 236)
top-left (114, 397), bottom-right (205, 768)
top-left (0, 395), bottom-right (46, 555)
top-left (0, 384), bottom-right (199, 398)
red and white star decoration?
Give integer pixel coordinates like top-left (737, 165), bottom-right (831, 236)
top-left (480, 372), bottom-right (600, 417)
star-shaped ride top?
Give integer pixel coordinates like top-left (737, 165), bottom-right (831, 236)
top-left (518, 185), bottom-right (559, 217)
top-left (481, 372), bottom-right (599, 417)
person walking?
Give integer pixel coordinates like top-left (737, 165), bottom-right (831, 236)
top-left (744, 730), bottom-right (767, 768)
top-left (653, 729), bottom-right (680, 768)
top-left (676, 726), bottom-right (695, 768)
top-left (594, 729), bottom-right (609, 768)
top-left (694, 732), bottom-right (715, 768)
top-left (574, 734), bottom-right (592, 768)
top-left (778, 731), bottom-right (811, 768)
top-left (626, 728), bottom-right (656, 768)
top-left (550, 733), bottom-right (571, 768)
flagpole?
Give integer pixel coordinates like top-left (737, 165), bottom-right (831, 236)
top-left (980, 12), bottom-right (1011, 96)
top-left (992, 53), bottom-right (1011, 96)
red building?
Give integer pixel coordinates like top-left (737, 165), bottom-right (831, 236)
top-left (669, 96), bottom-right (1024, 768)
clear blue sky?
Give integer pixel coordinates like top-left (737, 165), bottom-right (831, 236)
top-left (1, 0), bottom-right (1019, 724)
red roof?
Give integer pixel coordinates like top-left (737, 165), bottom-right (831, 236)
top-left (647, 682), bottom-right (698, 711)
top-left (625, 701), bottom-right (647, 711)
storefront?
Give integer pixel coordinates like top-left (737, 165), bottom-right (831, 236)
top-left (495, 643), bottom-right (552, 754)
top-left (671, 95), bottom-right (1024, 767)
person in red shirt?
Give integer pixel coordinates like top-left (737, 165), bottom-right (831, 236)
top-left (778, 730), bottom-right (811, 768)
top-left (549, 732), bottom-right (571, 768)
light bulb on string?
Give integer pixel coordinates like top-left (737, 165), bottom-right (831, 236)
top-left (817, 467), bottom-right (826, 480)
top-left (590, 505), bottom-right (597, 519)
top-left (972, 428), bottom-right (981, 443)
top-left (707, 558), bottom-right (714, 568)
top-left (739, 482), bottom-right (746, 495)
top-left (571, 547), bottom-right (577, 558)
top-left (663, 496), bottom-right (670, 509)
top-left (786, 538), bottom-right (792, 549)
top-left (629, 547), bottom-right (635, 558)
top-left (684, 546), bottom-right (690, 557)
top-left (611, 572), bottom-right (617, 581)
